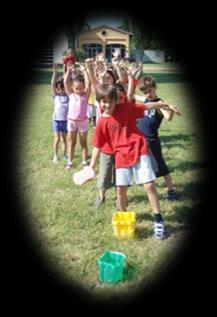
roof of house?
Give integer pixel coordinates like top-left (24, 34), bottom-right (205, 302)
top-left (79, 25), bottom-right (132, 36)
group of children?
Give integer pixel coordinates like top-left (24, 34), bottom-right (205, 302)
top-left (50, 48), bottom-right (181, 239)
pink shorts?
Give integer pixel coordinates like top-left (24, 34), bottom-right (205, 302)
top-left (67, 118), bottom-right (88, 133)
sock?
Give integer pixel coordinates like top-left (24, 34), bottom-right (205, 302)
top-left (154, 213), bottom-right (163, 223)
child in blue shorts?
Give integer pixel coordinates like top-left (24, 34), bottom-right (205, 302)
top-left (51, 64), bottom-right (69, 163)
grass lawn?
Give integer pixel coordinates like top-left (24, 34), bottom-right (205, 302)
top-left (15, 66), bottom-right (206, 301)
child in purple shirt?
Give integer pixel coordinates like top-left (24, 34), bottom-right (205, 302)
top-left (51, 64), bottom-right (69, 163)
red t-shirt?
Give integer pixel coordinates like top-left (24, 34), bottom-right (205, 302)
top-left (123, 79), bottom-right (139, 94)
top-left (119, 94), bottom-right (127, 104)
top-left (93, 101), bottom-right (148, 168)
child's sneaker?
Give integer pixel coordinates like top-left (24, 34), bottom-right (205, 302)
top-left (53, 155), bottom-right (58, 163)
top-left (95, 197), bottom-right (105, 207)
top-left (82, 160), bottom-right (89, 166)
top-left (65, 161), bottom-right (73, 170)
top-left (154, 221), bottom-right (165, 240)
top-left (167, 189), bottom-right (178, 201)
top-left (62, 155), bottom-right (68, 161)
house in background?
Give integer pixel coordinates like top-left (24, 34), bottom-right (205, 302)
top-left (35, 25), bottom-right (131, 66)
top-left (78, 25), bottom-right (131, 61)
top-left (33, 26), bottom-right (171, 66)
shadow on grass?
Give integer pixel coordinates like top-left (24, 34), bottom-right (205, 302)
top-left (164, 180), bottom-right (207, 225)
top-left (160, 133), bottom-right (204, 150)
top-left (135, 227), bottom-right (154, 240)
top-left (178, 179), bottom-right (207, 201)
top-left (171, 160), bottom-right (208, 173)
top-left (130, 179), bottom-right (206, 239)
top-left (136, 213), bottom-right (154, 222)
top-left (123, 261), bottom-right (137, 282)
top-left (162, 224), bottom-right (191, 239)
top-left (128, 194), bottom-right (147, 204)
top-left (165, 205), bottom-right (195, 226)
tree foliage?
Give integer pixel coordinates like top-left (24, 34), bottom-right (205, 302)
top-left (119, 18), bottom-right (166, 61)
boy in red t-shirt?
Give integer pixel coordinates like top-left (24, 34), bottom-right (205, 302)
top-left (89, 84), bottom-right (180, 239)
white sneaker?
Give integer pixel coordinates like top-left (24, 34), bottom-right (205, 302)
top-left (82, 160), bottom-right (89, 166)
top-left (154, 221), bottom-right (165, 240)
top-left (65, 161), bottom-right (73, 170)
top-left (53, 155), bottom-right (58, 163)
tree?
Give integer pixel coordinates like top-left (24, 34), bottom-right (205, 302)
top-left (119, 18), bottom-right (165, 61)
top-left (64, 19), bottom-right (91, 49)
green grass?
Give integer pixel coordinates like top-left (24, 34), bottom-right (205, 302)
top-left (15, 69), bottom-right (205, 301)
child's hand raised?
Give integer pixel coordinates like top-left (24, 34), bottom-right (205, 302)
top-left (128, 62), bottom-right (140, 77)
top-left (97, 52), bottom-right (105, 62)
top-left (112, 48), bottom-right (121, 58)
top-left (85, 58), bottom-right (93, 64)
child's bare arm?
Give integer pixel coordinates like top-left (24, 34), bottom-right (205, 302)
top-left (160, 108), bottom-right (175, 121)
top-left (146, 101), bottom-right (181, 116)
top-left (63, 65), bottom-right (73, 95)
top-left (51, 64), bottom-right (57, 94)
top-left (127, 72), bottom-right (134, 101)
top-left (85, 59), bottom-right (99, 88)
top-left (127, 63), bottom-right (141, 101)
top-left (134, 94), bottom-right (145, 102)
top-left (89, 147), bottom-right (101, 170)
top-left (115, 62), bottom-right (127, 83)
top-left (135, 62), bottom-right (143, 80)
top-left (81, 64), bottom-right (92, 102)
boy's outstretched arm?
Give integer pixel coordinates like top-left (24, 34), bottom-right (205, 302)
top-left (145, 101), bottom-right (181, 116)
top-left (160, 107), bottom-right (174, 121)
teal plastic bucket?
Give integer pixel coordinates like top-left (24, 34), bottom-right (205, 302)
top-left (97, 251), bottom-right (126, 284)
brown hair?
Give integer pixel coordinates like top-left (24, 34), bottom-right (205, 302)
top-left (95, 84), bottom-right (118, 103)
top-left (115, 83), bottom-right (126, 93)
top-left (139, 75), bottom-right (157, 92)
top-left (73, 75), bottom-right (85, 84)
top-left (104, 69), bottom-right (117, 84)
top-left (55, 79), bottom-right (64, 89)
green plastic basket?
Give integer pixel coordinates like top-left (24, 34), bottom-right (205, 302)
top-left (97, 251), bottom-right (126, 284)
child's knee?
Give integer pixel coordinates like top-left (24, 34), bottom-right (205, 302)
top-left (144, 181), bottom-right (155, 193)
top-left (54, 136), bottom-right (60, 143)
top-left (80, 140), bottom-right (87, 148)
top-left (69, 140), bottom-right (76, 147)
